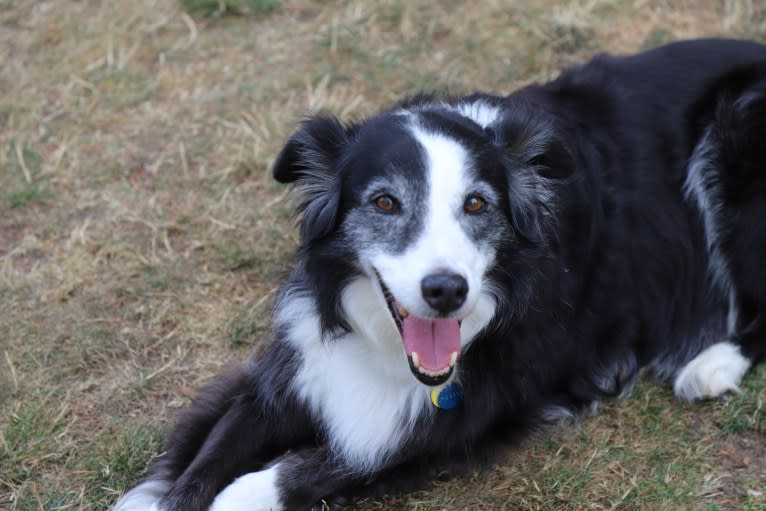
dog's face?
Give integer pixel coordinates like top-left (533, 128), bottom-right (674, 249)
top-left (342, 115), bottom-right (508, 386)
top-left (274, 102), bottom-right (572, 386)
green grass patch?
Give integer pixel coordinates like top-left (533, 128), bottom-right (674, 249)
top-left (180, 0), bottom-right (279, 18)
top-left (84, 424), bottom-right (165, 499)
top-left (0, 140), bottom-right (47, 209)
top-left (140, 261), bottom-right (191, 291)
top-left (0, 184), bottom-right (44, 209)
top-left (716, 368), bottom-right (765, 435)
top-left (2, 420), bottom-right (164, 511)
top-left (641, 28), bottom-right (674, 50)
top-left (0, 401), bottom-right (71, 486)
top-left (216, 240), bottom-right (260, 271)
top-left (85, 69), bottom-right (156, 108)
top-left (226, 305), bottom-right (269, 348)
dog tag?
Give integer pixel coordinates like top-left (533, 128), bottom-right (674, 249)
top-left (430, 381), bottom-right (463, 410)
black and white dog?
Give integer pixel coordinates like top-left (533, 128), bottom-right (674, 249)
top-left (115, 39), bottom-right (766, 511)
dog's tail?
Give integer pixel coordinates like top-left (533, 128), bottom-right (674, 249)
top-left (113, 364), bottom-right (250, 511)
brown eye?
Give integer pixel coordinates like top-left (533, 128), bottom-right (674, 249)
top-left (374, 194), bottom-right (397, 213)
top-left (464, 195), bottom-right (485, 214)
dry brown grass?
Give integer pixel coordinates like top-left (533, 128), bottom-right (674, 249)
top-left (1, 1), bottom-right (765, 510)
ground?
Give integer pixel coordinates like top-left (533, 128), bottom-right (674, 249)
top-left (0, 1), bottom-right (765, 510)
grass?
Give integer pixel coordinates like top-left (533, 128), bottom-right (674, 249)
top-left (1, 0), bottom-right (765, 509)
top-left (181, 0), bottom-right (280, 18)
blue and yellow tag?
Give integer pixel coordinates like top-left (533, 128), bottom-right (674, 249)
top-left (430, 381), bottom-right (463, 410)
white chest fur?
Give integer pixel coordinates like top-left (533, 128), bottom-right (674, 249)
top-left (277, 288), bottom-right (432, 473)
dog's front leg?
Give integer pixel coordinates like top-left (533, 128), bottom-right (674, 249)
top-left (156, 346), bottom-right (316, 511)
top-left (210, 446), bottom-right (365, 511)
top-left (156, 395), bottom-right (300, 511)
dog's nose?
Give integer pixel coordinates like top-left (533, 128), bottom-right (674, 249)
top-left (421, 272), bottom-right (468, 314)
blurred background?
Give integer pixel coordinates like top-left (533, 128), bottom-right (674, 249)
top-left (1, 1), bottom-right (764, 509)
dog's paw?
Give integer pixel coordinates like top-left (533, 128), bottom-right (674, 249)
top-left (112, 479), bottom-right (169, 511)
top-left (673, 342), bottom-right (751, 402)
top-left (210, 465), bottom-right (283, 511)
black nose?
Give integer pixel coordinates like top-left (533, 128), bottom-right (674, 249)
top-left (421, 272), bottom-right (468, 314)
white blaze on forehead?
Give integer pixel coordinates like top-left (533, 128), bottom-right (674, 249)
top-left (412, 125), bottom-right (472, 262)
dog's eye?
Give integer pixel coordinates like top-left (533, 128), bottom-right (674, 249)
top-left (374, 194), bottom-right (398, 213)
top-left (464, 195), bottom-right (486, 214)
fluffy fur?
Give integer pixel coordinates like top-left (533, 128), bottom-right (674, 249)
top-left (114, 39), bottom-right (766, 511)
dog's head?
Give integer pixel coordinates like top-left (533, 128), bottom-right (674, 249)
top-left (273, 99), bottom-right (573, 386)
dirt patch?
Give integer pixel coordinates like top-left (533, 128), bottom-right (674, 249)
top-left (0, 211), bottom-right (27, 256)
top-left (711, 433), bottom-right (766, 509)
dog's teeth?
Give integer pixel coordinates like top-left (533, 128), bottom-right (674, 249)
top-left (411, 352), bottom-right (420, 368)
top-left (450, 352), bottom-right (458, 366)
top-left (418, 365), bottom-right (449, 377)
top-left (397, 302), bottom-right (409, 318)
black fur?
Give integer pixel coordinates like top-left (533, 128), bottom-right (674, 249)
top-left (116, 39), bottom-right (766, 511)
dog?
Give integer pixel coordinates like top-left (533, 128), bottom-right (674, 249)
top-left (114, 38), bottom-right (766, 511)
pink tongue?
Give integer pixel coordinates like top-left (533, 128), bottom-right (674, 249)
top-left (402, 316), bottom-right (461, 371)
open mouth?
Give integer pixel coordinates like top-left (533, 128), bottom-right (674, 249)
top-left (376, 271), bottom-right (461, 386)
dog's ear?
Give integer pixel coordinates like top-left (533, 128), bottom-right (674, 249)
top-left (488, 115), bottom-right (574, 180)
top-left (272, 115), bottom-right (352, 243)
top-left (273, 115), bottom-right (351, 183)
top-left (489, 114), bottom-right (575, 242)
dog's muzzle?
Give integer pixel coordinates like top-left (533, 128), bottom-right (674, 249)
top-left (376, 271), bottom-right (462, 386)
